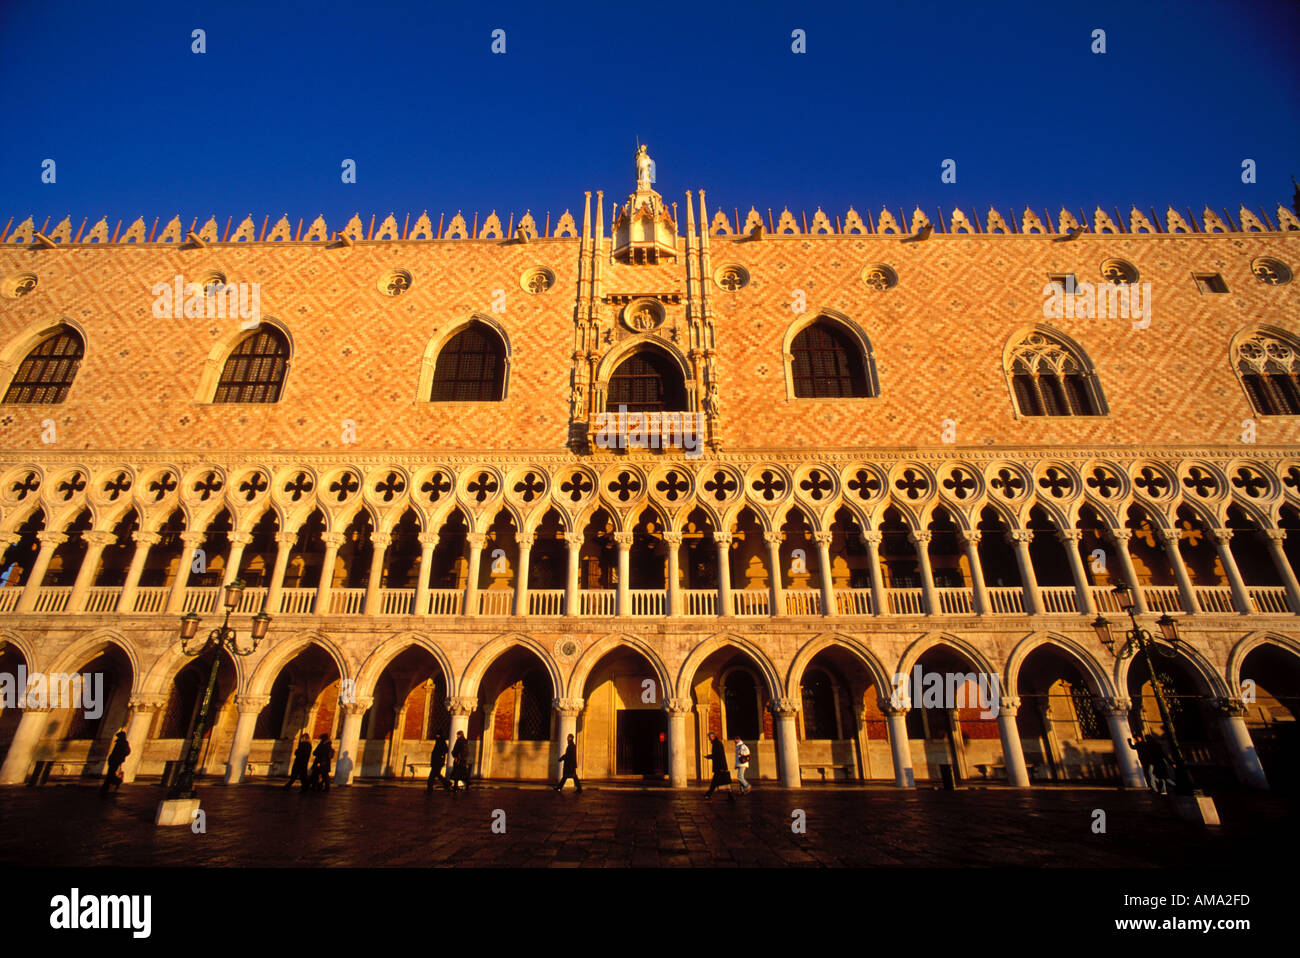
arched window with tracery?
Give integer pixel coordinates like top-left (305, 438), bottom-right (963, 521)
top-left (3, 326), bottom-right (84, 404)
top-left (431, 322), bottom-right (506, 402)
top-left (1007, 329), bottom-right (1104, 416)
top-left (607, 348), bottom-right (688, 412)
top-left (790, 319), bottom-right (872, 398)
top-left (214, 327), bottom-right (289, 403)
top-left (1234, 328), bottom-right (1300, 416)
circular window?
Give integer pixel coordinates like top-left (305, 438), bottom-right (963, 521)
top-left (521, 266), bottom-right (555, 294)
top-left (1100, 258), bottom-right (1139, 284)
top-left (198, 270), bottom-right (227, 297)
top-left (861, 264), bottom-right (898, 290)
top-left (1252, 257), bottom-right (1292, 286)
top-left (378, 268), bottom-right (413, 297)
top-left (714, 264), bottom-right (750, 291)
top-left (3, 273), bottom-right (37, 298)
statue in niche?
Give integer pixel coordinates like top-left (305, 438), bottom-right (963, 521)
top-left (704, 381), bottom-right (722, 418)
top-left (570, 381), bottom-right (586, 418)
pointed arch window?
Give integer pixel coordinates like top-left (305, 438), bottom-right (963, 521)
top-left (1007, 330), bottom-right (1104, 416)
top-left (214, 327), bottom-right (289, 403)
top-left (3, 326), bottom-right (84, 404)
top-left (431, 322), bottom-right (506, 402)
top-left (790, 319), bottom-right (872, 398)
top-left (1234, 328), bottom-right (1300, 415)
top-left (607, 348), bottom-right (688, 413)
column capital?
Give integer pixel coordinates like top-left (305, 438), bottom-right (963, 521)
top-left (0, 533), bottom-right (19, 547)
top-left (1055, 529), bottom-right (1083, 543)
top-left (662, 532), bottom-right (684, 546)
top-left (36, 531), bottom-right (68, 546)
top-left (1108, 528), bottom-right (1133, 543)
top-left (132, 530), bottom-right (162, 546)
top-left (466, 532), bottom-right (488, 549)
top-left (813, 531), bottom-right (834, 547)
top-left (446, 695), bottom-right (478, 716)
top-left (712, 532), bottom-right (733, 547)
top-left (908, 530), bottom-right (932, 545)
top-left (1158, 527), bottom-right (1182, 544)
top-left (275, 531), bottom-right (300, 548)
top-left (180, 531), bottom-right (207, 548)
top-left (762, 531), bottom-right (783, 546)
top-left (321, 532), bottom-right (346, 548)
top-left (768, 698), bottom-right (800, 718)
top-left (958, 529), bottom-right (982, 546)
top-left (418, 532), bottom-right (440, 548)
top-left (664, 697), bottom-right (693, 715)
top-left (552, 696), bottom-right (584, 716)
top-left (879, 698), bottom-right (909, 716)
top-left (997, 695), bottom-right (1021, 715)
top-left (613, 531), bottom-right (635, 548)
top-left (369, 532), bottom-right (392, 549)
top-left (1100, 696), bottom-right (1133, 717)
top-left (516, 532), bottom-right (536, 549)
top-left (339, 698), bottom-right (373, 716)
top-left (860, 530), bottom-right (882, 546)
top-left (1209, 527), bottom-right (1234, 544)
top-left (234, 693), bottom-right (272, 714)
top-left (1264, 528), bottom-right (1287, 543)
top-left (564, 532), bottom-right (585, 547)
top-left (1216, 696), bottom-right (1248, 716)
top-left (227, 531), bottom-right (254, 547)
top-left (83, 530), bottom-right (118, 548)
top-left (127, 694), bottom-right (168, 712)
top-left (1005, 529), bottom-right (1033, 544)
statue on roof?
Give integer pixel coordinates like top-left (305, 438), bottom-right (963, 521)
top-left (635, 144), bottom-right (654, 191)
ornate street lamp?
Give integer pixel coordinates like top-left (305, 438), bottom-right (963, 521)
top-left (1092, 582), bottom-right (1197, 797)
top-left (166, 579), bottom-right (270, 800)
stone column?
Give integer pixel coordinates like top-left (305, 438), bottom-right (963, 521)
top-left (334, 697), bottom-right (373, 785)
top-left (165, 531), bottom-right (207, 614)
top-left (1007, 530), bottom-right (1043, 615)
top-left (1263, 529), bottom-right (1300, 614)
top-left (223, 532), bottom-right (253, 586)
top-left (1057, 529), bottom-right (1096, 615)
top-left (552, 697), bottom-right (583, 782)
top-left (1108, 529), bottom-right (1149, 614)
top-left (463, 532), bottom-right (487, 616)
top-left (1160, 528), bottom-right (1201, 614)
top-left (862, 531), bottom-right (886, 616)
top-left (813, 531), bottom-right (835, 615)
top-left (770, 698), bottom-right (801, 787)
top-left (446, 696), bottom-right (477, 777)
top-left (222, 694), bottom-right (270, 784)
top-left (910, 530), bottom-right (939, 615)
top-left (117, 530), bottom-right (160, 614)
top-left (513, 532), bottom-right (535, 617)
top-left (883, 703), bottom-right (915, 787)
top-left (764, 531), bottom-right (786, 616)
top-left (959, 530), bottom-right (991, 615)
top-left (1210, 528), bottom-right (1253, 614)
top-left (564, 532), bottom-right (583, 616)
top-left (996, 696), bottom-right (1031, 787)
top-left (614, 531), bottom-right (633, 616)
top-left (16, 532), bottom-right (66, 612)
top-left (267, 530), bottom-right (300, 615)
top-left (666, 697), bottom-right (692, 788)
top-left (1102, 697), bottom-right (1147, 789)
top-left (362, 531), bottom-right (391, 616)
top-left (0, 708), bottom-right (51, 783)
top-left (315, 532), bottom-right (344, 615)
top-left (714, 533), bottom-right (733, 616)
top-left (68, 531), bottom-right (117, 613)
top-left (1218, 698), bottom-right (1268, 789)
top-left (415, 532), bottom-right (438, 615)
top-left (119, 695), bottom-right (165, 783)
top-left (664, 532), bottom-right (683, 616)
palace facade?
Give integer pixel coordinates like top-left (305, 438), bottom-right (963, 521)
top-left (1, 153), bottom-right (1298, 791)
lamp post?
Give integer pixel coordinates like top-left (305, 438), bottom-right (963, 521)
top-left (166, 579), bottom-right (270, 801)
top-left (1091, 581), bottom-right (1197, 797)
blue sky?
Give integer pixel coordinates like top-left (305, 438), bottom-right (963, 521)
top-left (1, 0), bottom-right (1297, 233)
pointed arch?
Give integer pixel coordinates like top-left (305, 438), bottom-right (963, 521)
top-left (1230, 324), bottom-right (1300, 416)
top-left (245, 630), bottom-right (352, 698)
top-left (676, 633), bottom-right (782, 701)
top-left (1226, 631), bottom-right (1300, 693)
top-left (196, 318), bottom-right (294, 403)
top-left (566, 633), bottom-right (674, 699)
top-left (458, 633), bottom-right (563, 701)
top-left (1, 321), bottom-right (85, 404)
top-left (785, 633), bottom-right (893, 699)
top-left (782, 309), bottom-right (878, 400)
top-left (595, 339), bottom-right (692, 413)
top-left (354, 631), bottom-right (458, 700)
top-left (896, 632), bottom-right (1000, 684)
top-left (419, 314), bottom-right (510, 402)
top-left (1004, 632), bottom-right (1117, 700)
top-left (1004, 324), bottom-right (1106, 417)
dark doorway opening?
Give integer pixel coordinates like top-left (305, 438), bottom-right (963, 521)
top-left (616, 709), bottom-right (667, 779)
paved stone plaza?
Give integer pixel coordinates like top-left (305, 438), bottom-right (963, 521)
top-left (0, 782), bottom-right (1294, 868)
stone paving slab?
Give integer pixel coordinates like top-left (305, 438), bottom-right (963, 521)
top-left (0, 782), bottom-right (1294, 868)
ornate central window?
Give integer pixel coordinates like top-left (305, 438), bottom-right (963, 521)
top-left (607, 348), bottom-right (687, 413)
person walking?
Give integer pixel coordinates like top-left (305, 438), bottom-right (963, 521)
top-left (427, 733), bottom-right (450, 792)
top-left (99, 731), bottom-right (130, 796)
top-left (450, 731), bottom-right (471, 791)
top-left (309, 734), bottom-right (334, 792)
top-left (285, 734), bottom-right (312, 790)
top-left (555, 733), bottom-right (582, 792)
top-left (734, 736), bottom-right (752, 794)
top-left (704, 731), bottom-right (734, 802)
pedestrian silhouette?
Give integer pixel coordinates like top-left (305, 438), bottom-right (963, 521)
top-left (99, 730), bottom-right (130, 796)
top-left (450, 731), bottom-right (471, 790)
top-left (704, 731), bottom-right (734, 802)
top-left (427, 734), bottom-right (450, 792)
top-left (555, 733), bottom-right (582, 792)
top-left (308, 734), bottom-right (334, 791)
top-left (285, 733), bottom-right (312, 790)
top-left (734, 736), bottom-right (752, 794)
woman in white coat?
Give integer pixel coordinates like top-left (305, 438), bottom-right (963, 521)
top-left (733, 737), bottom-right (752, 794)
